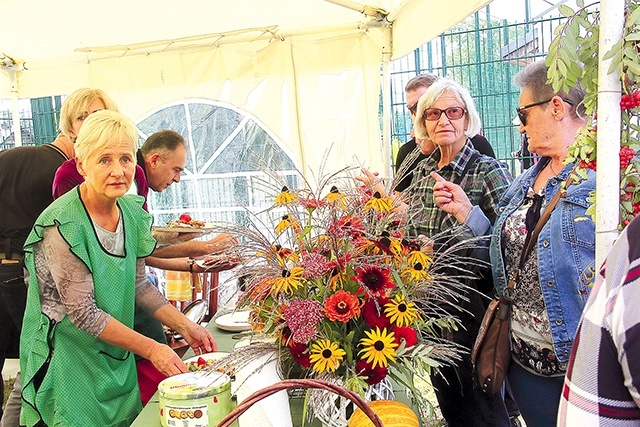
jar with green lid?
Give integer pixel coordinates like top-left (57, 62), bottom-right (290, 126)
top-left (158, 371), bottom-right (237, 427)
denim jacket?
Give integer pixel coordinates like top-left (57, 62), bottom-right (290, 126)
top-left (487, 160), bottom-right (596, 363)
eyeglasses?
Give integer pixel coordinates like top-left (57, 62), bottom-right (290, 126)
top-left (516, 98), bottom-right (574, 126)
top-left (423, 106), bottom-right (467, 121)
top-left (407, 102), bottom-right (418, 116)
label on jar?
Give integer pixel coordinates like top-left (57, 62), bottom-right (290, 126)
top-left (163, 404), bottom-right (208, 427)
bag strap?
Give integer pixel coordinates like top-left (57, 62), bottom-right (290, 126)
top-left (505, 166), bottom-right (577, 293)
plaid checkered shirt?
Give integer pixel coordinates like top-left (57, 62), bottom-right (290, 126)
top-left (558, 216), bottom-right (640, 425)
top-left (405, 140), bottom-right (512, 238)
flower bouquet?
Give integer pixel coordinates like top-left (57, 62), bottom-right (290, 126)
top-left (225, 162), bottom-right (469, 422)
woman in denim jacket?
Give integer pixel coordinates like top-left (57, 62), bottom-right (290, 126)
top-left (430, 59), bottom-right (595, 427)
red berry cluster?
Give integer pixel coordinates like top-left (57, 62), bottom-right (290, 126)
top-left (620, 91), bottom-right (640, 110)
top-left (620, 146), bottom-right (636, 169)
top-left (634, 202), bottom-right (640, 215)
top-left (580, 159), bottom-right (597, 171)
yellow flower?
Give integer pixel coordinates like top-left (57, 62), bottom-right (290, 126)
top-left (273, 266), bottom-right (305, 294)
top-left (275, 186), bottom-right (296, 205)
top-left (309, 339), bottom-right (347, 373)
top-left (407, 250), bottom-right (432, 269)
top-left (324, 186), bottom-right (346, 207)
top-left (401, 261), bottom-right (431, 282)
top-left (364, 191), bottom-right (392, 213)
top-left (384, 295), bottom-right (420, 327)
top-left (275, 214), bottom-right (300, 234)
top-left (358, 327), bottom-right (398, 368)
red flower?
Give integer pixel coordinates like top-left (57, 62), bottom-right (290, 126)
top-left (329, 215), bottom-right (365, 239)
top-left (393, 326), bottom-right (418, 348)
top-left (355, 359), bottom-right (388, 385)
top-left (324, 290), bottom-right (361, 322)
top-left (362, 296), bottom-right (392, 329)
top-left (355, 265), bottom-right (394, 296)
top-left (289, 342), bottom-right (311, 368)
top-left (300, 197), bottom-right (326, 210)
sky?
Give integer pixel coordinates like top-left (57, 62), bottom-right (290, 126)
top-left (481, 0), bottom-right (581, 22)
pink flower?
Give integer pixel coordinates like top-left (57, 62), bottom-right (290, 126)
top-left (283, 299), bottom-right (324, 343)
top-left (300, 251), bottom-right (333, 280)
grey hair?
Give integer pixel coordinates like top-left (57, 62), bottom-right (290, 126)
top-left (515, 59), bottom-right (586, 118)
top-left (413, 78), bottom-right (481, 140)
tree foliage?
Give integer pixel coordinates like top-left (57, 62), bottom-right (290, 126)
top-left (546, 0), bottom-right (640, 227)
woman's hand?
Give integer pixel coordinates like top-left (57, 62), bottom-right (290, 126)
top-left (202, 233), bottom-right (238, 254)
top-left (355, 168), bottom-right (380, 187)
top-left (179, 322), bottom-right (217, 355)
top-left (148, 342), bottom-right (189, 376)
top-left (431, 171), bottom-right (474, 224)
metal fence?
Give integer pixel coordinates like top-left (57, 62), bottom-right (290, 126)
top-left (390, 12), bottom-right (569, 175)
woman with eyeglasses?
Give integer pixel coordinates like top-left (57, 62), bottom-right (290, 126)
top-left (431, 60), bottom-right (596, 426)
top-left (405, 78), bottom-right (514, 427)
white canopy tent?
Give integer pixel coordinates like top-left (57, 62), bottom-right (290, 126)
top-left (1, 0), bottom-right (490, 176)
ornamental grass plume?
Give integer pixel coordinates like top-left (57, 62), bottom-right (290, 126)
top-left (211, 152), bottom-right (478, 420)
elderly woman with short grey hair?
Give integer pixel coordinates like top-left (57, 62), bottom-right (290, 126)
top-left (407, 78), bottom-right (513, 426)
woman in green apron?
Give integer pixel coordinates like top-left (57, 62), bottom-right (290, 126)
top-left (19, 110), bottom-right (217, 427)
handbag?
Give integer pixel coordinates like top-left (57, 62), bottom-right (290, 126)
top-left (471, 167), bottom-right (574, 394)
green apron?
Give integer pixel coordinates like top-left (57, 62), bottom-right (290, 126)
top-left (20, 189), bottom-right (156, 427)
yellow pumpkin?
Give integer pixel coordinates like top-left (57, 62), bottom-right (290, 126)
top-left (348, 400), bottom-right (419, 427)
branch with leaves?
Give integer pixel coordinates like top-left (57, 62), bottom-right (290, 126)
top-left (546, 0), bottom-right (640, 227)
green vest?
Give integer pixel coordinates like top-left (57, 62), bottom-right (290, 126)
top-left (20, 188), bottom-right (156, 427)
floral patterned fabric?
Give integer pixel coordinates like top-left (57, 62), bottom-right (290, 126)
top-left (502, 186), bottom-right (566, 377)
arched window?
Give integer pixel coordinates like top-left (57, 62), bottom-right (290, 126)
top-left (136, 100), bottom-right (301, 229)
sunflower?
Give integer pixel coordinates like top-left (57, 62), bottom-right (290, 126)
top-left (275, 214), bottom-right (300, 234)
top-left (358, 327), bottom-right (398, 368)
top-left (324, 290), bottom-right (361, 322)
top-left (364, 191), bottom-right (392, 213)
top-left (384, 294), bottom-right (420, 326)
top-left (275, 186), bottom-right (296, 205)
top-left (355, 265), bottom-right (395, 295)
top-left (273, 266), bottom-right (305, 294)
top-left (309, 339), bottom-right (347, 373)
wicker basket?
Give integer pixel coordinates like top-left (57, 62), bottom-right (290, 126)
top-left (216, 378), bottom-right (384, 427)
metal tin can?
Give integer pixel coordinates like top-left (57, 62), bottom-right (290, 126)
top-left (158, 372), bottom-right (236, 427)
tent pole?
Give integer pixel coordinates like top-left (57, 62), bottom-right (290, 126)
top-left (9, 70), bottom-right (21, 147)
top-left (595, 0), bottom-right (624, 267)
top-left (381, 27), bottom-right (392, 181)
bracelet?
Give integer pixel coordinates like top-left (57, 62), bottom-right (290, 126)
top-left (188, 259), bottom-right (195, 273)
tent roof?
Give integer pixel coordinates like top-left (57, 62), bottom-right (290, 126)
top-left (1, 0), bottom-right (490, 178)
top-left (1, 0), bottom-right (490, 97)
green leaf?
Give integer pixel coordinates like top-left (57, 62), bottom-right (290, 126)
top-left (602, 39), bottom-right (623, 61)
top-left (576, 0), bottom-right (584, 8)
top-left (625, 33), bottom-right (640, 41)
top-left (558, 4), bottom-right (575, 17)
top-left (628, 5), bottom-right (640, 27)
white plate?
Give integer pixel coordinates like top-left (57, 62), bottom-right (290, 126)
top-left (214, 310), bottom-right (252, 332)
top-left (183, 351), bottom-right (230, 367)
top-left (153, 225), bottom-right (216, 234)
